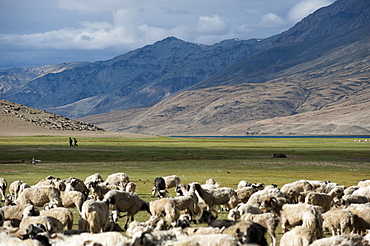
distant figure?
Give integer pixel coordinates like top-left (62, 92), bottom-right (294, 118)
top-left (69, 137), bottom-right (73, 147)
top-left (73, 138), bottom-right (78, 147)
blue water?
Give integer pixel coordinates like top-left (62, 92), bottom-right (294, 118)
top-left (170, 135), bottom-right (370, 138)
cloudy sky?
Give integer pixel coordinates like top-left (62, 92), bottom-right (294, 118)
top-left (0, 0), bottom-right (335, 69)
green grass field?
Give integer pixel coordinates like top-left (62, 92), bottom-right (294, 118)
top-left (1, 135), bottom-right (369, 240)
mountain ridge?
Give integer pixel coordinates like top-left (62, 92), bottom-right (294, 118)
top-left (1, 0), bottom-right (370, 136)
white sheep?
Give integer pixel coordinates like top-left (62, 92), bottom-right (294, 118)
top-left (189, 182), bottom-right (239, 215)
top-left (171, 191), bottom-right (201, 220)
top-left (105, 172), bottom-right (130, 190)
top-left (9, 180), bottom-right (30, 200)
top-left (65, 177), bottom-right (90, 198)
top-left (149, 198), bottom-right (180, 225)
top-left (280, 203), bottom-right (323, 239)
top-left (60, 190), bottom-right (86, 212)
top-left (1, 204), bottom-right (39, 227)
top-left (20, 205), bottom-right (54, 233)
top-left (352, 186), bottom-right (370, 199)
top-left (358, 180), bottom-right (370, 187)
top-left (279, 226), bottom-right (315, 246)
top-left (247, 188), bottom-right (286, 207)
top-left (322, 208), bottom-right (354, 235)
top-left (236, 186), bottom-right (257, 203)
top-left (310, 233), bottom-right (364, 246)
top-left (40, 207), bottom-right (74, 231)
top-left (169, 233), bottom-right (241, 246)
top-left (103, 190), bottom-right (150, 229)
top-left (346, 203), bottom-right (370, 234)
top-left (237, 180), bottom-right (249, 190)
top-left (16, 185), bottom-right (62, 207)
top-left (0, 178), bottom-right (7, 202)
top-left (51, 231), bottom-right (131, 246)
top-left (79, 199), bottom-right (110, 233)
top-left (304, 187), bottom-right (343, 212)
top-left (125, 181), bottom-right (136, 193)
top-left (84, 173), bottom-right (104, 186)
top-left (280, 180), bottom-right (313, 200)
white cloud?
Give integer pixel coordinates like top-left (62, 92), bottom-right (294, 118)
top-left (260, 13), bottom-right (285, 27)
top-left (196, 15), bottom-right (228, 35)
top-left (288, 0), bottom-right (335, 23)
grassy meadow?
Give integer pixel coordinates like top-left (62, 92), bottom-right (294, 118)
top-left (0, 135), bottom-right (369, 239)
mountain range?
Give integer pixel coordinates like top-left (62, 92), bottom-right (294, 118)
top-left (1, 0), bottom-right (369, 136)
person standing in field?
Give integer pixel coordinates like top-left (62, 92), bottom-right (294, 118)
top-left (73, 138), bottom-right (78, 147)
top-left (69, 137), bottom-right (73, 147)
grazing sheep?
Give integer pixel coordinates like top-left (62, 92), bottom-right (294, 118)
top-left (358, 180), bottom-right (370, 188)
top-left (20, 206), bottom-right (54, 234)
top-left (150, 198), bottom-right (180, 225)
top-left (322, 208), bottom-right (354, 235)
top-left (105, 172), bottom-right (130, 190)
top-left (125, 181), bottom-right (136, 193)
top-left (40, 207), bottom-right (74, 230)
top-left (65, 177), bottom-right (90, 199)
top-left (352, 186), bottom-right (370, 199)
top-left (103, 190), bottom-right (150, 229)
top-left (222, 220), bottom-right (268, 246)
top-left (235, 203), bottom-right (262, 218)
top-left (347, 203), bottom-right (370, 234)
top-left (170, 233), bottom-right (241, 246)
top-left (236, 186), bottom-right (257, 203)
top-left (0, 178), bottom-right (7, 202)
top-left (189, 182), bottom-right (239, 215)
top-left (237, 180), bottom-right (249, 190)
top-left (16, 185), bottom-right (62, 207)
top-left (84, 173), bottom-right (104, 186)
top-left (305, 187), bottom-right (343, 212)
top-left (50, 231), bottom-right (131, 246)
top-left (344, 185), bottom-right (359, 196)
top-left (247, 188), bottom-right (286, 207)
top-left (280, 180), bottom-right (313, 203)
top-left (240, 212), bottom-right (279, 246)
top-left (310, 233), bottom-right (364, 246)
top-left (183, 226), bottom-right (222, 235)
top-left (9, 180), bottom-right (30, 200)
top-left (280, 203), bottom-right (323, 239)
top-left (171, 191), bottom-right (201, 221)
top-left (1, 204), bottom-right (39, 227)
top-left (79, 199), bottom-right (110, 233)
top-left (279, 226), bottom-right (315, 246)
top-left (60, 190), bottom-right (86, 212)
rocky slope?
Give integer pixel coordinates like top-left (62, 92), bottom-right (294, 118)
top-left (0, 100), bottom-right (104, 132)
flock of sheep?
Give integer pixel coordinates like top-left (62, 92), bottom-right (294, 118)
top-left (1, 173), bottom-right (370, 245)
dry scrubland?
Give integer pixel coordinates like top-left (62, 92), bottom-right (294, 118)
top-left (0, 130), bottom-right (370, 243)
